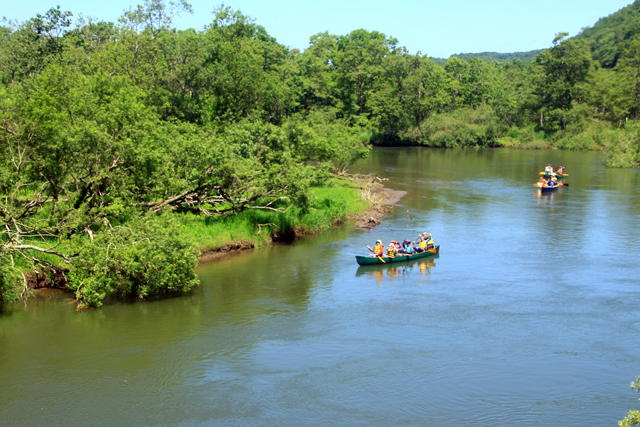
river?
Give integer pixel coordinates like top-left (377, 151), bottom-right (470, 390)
top-left (1, 147), bottom-right (640, 426)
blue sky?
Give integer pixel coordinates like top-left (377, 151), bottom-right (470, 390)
top-left (3, 0), bottom-right (634, 58)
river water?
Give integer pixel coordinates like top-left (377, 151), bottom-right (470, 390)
top-left (2, 147), bottom-right (640, 426)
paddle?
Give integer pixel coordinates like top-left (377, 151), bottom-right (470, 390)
top-left (367, 245), bottom-right (386, 263)
top-left (428, 248), bottom-right (437, 254)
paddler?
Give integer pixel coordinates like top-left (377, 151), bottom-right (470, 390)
top-left (414, 232), bottom-right (428, 253)
top-left (387, 243), bottom-right (397, 258)
top-left (367, 240), bottom-right (384, 257)
top-left (402, 239), bottom-right (414, 254)
top-left (426, 232), bottom-right (434, 249)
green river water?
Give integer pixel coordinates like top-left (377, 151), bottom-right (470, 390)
top-left (1, 147), bottom-right (640, 426)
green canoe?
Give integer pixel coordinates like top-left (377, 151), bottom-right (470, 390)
top-left (356, 245), bottom-right (440, 266)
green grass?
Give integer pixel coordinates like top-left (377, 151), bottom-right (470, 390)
top-left (180, 179), bottom-right (370, 252)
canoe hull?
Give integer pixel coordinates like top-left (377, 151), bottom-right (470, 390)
top-left (356, 245), bottom-right (440, 266)
top-left (540, 184), bottom-right (562, 192)
top-left (534, 182), bottom-right (564, 192)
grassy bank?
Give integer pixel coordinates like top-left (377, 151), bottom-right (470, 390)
top-left (181, 178), bottom-right (371, 253)
top-left (1, 178), bottom-right (372, 307)
top-left (367, 105), bottom-right (639, 167)
top-left (370, 110), bottom-right (640, 168)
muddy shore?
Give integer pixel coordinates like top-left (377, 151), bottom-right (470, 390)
top-left (352, 185), bottom-right (406, 229)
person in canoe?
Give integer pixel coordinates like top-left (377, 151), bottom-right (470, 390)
top-left (545, 164), bottom-right (554, 175)
top-left (418, 232), bottom-right (435, 250)
top-left (387, 243), bottom-right (397, 258)
top-left (425, 232), bottom-right (434, 249)
top-left (556, 165), bottom-right (565, 175)
top-left (401, 239), bottom-right (415, 254)
top-left (551, 176), bottom-right (559, 186)
top-left (414, 233), bottom-right (428, 253)
top-left (367, 240), bottom-right (384, 257)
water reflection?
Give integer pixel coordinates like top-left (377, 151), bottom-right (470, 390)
top-left (533, 186), bottom-right (565, 207)
top-left (355, 255), bottom-right (438, 281)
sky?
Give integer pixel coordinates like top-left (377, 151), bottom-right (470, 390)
top-left (3, 0), bottom-right (635, 58)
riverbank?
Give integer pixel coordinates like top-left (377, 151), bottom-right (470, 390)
top-left (4, 176), bottom-right (403, 305)
top-left (196, 178), bottom-right (405, 262)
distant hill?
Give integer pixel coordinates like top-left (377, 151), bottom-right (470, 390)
top-left (576, 0), bottom-right (640, 68)
top-left (429, 0), bottom-right (640, 69)
top-left (429, 49), bottom-right (544, 66)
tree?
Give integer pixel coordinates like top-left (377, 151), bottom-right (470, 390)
top-left (334, 29), bottom-right (399, 123)
top-left (284, 112), bottom-right (370, 174)
top-left (618, 38), bottom-right (640, 121)
top-left (119, 0), bottom-right (192, 37)
top-left (0, 6), bottom-right (73, 85)
top-left (294, 32), bottom-right (340, 112)
top-left (404, 55), bottom-right (450, 125)
top-left (532, 33), bottom-right (593, 129)
top-left (445, 57), bottom-right (495, 109)
top-left (369, 53), bottom-right (451, 139)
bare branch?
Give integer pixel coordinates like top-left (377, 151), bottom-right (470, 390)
top-left (4, 244), bottom-right (75, 262)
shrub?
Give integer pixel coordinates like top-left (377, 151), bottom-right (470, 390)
top-left (0, 264), bottom-right (21, 304)
top-left (67, 214), bottom-right (199, 308)
top-left (605, 123), bottom-right (640, 168)
top-left (401, 104), bottom-right (499, 147)
top-left (553, 120), bottom-right (618, 150)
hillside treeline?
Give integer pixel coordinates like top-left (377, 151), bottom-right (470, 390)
top-left (2, 2), bottom-right (640, 155)
top-left (1, 0), bottom-right (640, 306)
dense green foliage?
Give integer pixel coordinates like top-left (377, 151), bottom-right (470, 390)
top-left (0, 2), bottom-right (370, 307)
top-left (577, 0), bottom-right (640, 69)
top-left (430, 49), bottom-right (544, 66)
top-left (2, 0), bottom-right (640, 305)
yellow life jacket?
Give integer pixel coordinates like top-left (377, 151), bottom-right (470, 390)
top-left (419, 240), bottom-right (426, 249)
top-left (387, 246), bottom-right (396, 257)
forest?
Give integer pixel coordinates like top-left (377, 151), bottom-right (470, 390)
top-left (1, 0), bottom-right (640, 307)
